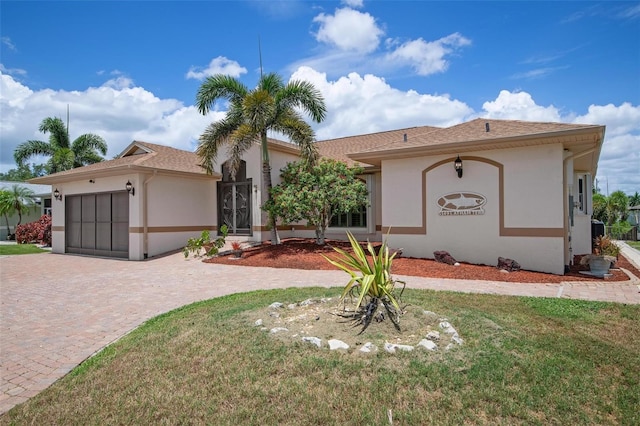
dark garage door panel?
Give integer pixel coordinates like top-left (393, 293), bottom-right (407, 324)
top-left (66, 192), bottom-right (129, 258)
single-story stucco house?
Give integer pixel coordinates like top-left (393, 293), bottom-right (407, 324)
top-left (30, 118), bottom-right (605, 275)
top-left (0, 181), bottom-right (52, 240)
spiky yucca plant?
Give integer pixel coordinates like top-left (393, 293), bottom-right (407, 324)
top-left (323, 231), bottom-right (405, 334)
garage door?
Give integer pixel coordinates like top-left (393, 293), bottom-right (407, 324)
top-left (65, 192), bottom-right (129, 258)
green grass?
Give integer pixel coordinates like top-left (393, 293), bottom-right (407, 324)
top-left (0, 244), bottom-right (48, 255)
top-left (2, 288), bottom-right (639, 425)
top-left (626, 240), bottom-right (640, 250)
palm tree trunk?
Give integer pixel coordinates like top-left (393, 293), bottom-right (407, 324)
top-left (3, 214), bottom-right (10, 240)
top-left (261, 132), bottom-right (280, 245)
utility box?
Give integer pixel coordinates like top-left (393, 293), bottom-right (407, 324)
top-left (591, 220), bottom-right (605, 249)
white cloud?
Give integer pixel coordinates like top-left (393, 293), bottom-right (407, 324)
top-left (1, 37), bottom-right (16, 51)
top-left (0, 63), bottom-right (27, 77)
top-left (291, 66), bottom-right (472, 139)
top-left (479, 90), bottom-right (562, 122)
top-left (313, 7), bottom-right (383, 54)
top-left (0, 71), bottom-right (217, 171)
top-left (342, 0), bottom-right (364, 8)
top-left (574, 103), bottom-right (640, 195)
top-left (385, 33), bottom-right (471, 76)
top-left (573, 102), bottom-right (640, 136)
top-left (510, 66), bottom-right (569, 80)
top-left (618, 3), bottom-right (640, 19)
top-left (186, 56), bottom-right (248, 80)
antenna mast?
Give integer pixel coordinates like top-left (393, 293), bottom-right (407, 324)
top-left (66, 104), bottom-right (70, 141)
top-left (258, 36), bottom-right (263, 78)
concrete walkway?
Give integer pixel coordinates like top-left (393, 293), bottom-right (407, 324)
top-left (1, 250), bottom-right (639, 414)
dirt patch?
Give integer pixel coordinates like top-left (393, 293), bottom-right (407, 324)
top-left (205, 238), bottom-right (638, 283)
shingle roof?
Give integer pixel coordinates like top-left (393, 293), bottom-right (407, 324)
top-left (356, 118), bottom-right (603, 154)
top-left (30, 141), bottom-right (214, 184)
top-left (346, 118), bottom-right (605, 171)
top-left (315, 125), bottom-right (440, 166)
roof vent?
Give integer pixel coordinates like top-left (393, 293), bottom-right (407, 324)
top-left (403, 133), bottom-right (407, 142)
top-left (485, 122), bottom-right (490, 132)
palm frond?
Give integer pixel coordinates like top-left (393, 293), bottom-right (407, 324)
top-left (71, 134), bottom-right (108, 156)
top-left (39, 117), bottom-right (70, 149)
top-left (196, 75), bottom-right (248, 115)
top-left (13, 140), bottom-right (54, 166)
top-left (258, 72), bottom-right (285, 96)
top-left (277, 80), bottom-right (327, 123)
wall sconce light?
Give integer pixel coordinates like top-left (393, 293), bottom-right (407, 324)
top-left (53, 188), bottom-right (62, 201)
top-left (454, 156), bottom-right (463, 178)
top-left (125, 180), bottom-right (135, 196)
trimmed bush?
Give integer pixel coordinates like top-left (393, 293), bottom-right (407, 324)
top-left (15, 215), bottom-right (52, 246)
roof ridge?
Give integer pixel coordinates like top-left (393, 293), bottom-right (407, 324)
top-left (316, 124), bottom-right (441, 144)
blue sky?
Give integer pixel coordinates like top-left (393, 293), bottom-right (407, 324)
top-left (1, 0), bottom-right (639, 194)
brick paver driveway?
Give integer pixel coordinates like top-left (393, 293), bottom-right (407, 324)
top-left (1, 251), bottom-right (638, 414)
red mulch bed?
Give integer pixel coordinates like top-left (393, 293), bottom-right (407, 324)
top-left (204, 238), bottom-right (639, 284)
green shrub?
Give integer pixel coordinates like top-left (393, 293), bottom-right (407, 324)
top-left (183, 225), bottom-right (228, 258)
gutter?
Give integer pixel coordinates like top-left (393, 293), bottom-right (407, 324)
top-left (143, 170), bottom-right (158, 259)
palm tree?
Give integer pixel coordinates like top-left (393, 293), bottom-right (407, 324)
top-left (196, 72), bottom-right (326, 244)
top-left (629, 191), bottom-right (640, 208)
top-left (0, 184), bottom-right (36, 239)
top-left (14, 117), bottom-right (107, 174)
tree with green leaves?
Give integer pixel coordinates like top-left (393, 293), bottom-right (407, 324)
top-left (592, 191), bottom-right (630, 225)
top-left (607, 190), bottom-right (629, 225)
top-left (0, 163), bottom-right (47, 182)
top-left (14, 117), bottom-right (107, 174)
top-left (0, 184), bottom-right (36, 239)
top-left (264, 159), bottom-right (369, 245)
top-left (592, 193), bottom-right (608, 223)
top-left (629, 191), bottom-right (640, 208)
top-left (195, 72), bottom-right (326, 244)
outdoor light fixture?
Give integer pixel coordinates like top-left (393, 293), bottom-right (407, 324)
top-left (53, 188), bottom-right (62, 201)
top-left (125, 180), bottom-right (135, 196)
top-left (454, 156), bottom-right (463, 178)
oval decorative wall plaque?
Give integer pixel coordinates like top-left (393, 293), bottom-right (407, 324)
top-left (437, 192), bottom-right (486, 215)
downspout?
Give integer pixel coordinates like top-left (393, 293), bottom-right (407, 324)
top-left (143, 171), bottom-right (157, 259)
top-left (563, 146), bottom-right (599, 270)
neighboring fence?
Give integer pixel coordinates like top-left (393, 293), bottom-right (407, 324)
top-left (605, 225), bottom-right (638, 241)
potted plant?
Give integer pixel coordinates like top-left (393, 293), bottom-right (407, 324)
top-left (230, 241), bottom-right (243, 259)
top-left (580, 235), bottom-right (619, 276)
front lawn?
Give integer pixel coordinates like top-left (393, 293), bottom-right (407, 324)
top-left (2, 289), bottom-right (638, 425)
top-left (0, 244), bottom-right (48, 255)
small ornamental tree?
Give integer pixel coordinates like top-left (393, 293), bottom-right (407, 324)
top-left (264, 159), bottom-right (369, 245)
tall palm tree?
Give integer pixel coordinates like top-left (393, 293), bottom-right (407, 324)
top-left (0, 184), bottom-right (36, 239)
top-left (196, 72), bottom-right (326, 244)
top-left (14, 117), bottom-right (107, 174)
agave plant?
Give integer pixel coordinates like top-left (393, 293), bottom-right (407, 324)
top-left (322, 231), bottom-right (405, 334)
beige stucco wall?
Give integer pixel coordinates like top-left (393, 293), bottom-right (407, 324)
top-left (381, 144), bottom-right (567, 275)
top-left (142, 174), bottom-right (217, 259)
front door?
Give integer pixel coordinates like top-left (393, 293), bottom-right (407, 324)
top-left (217, 180), bottom-right (252, 235)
